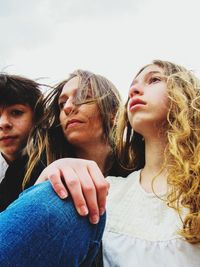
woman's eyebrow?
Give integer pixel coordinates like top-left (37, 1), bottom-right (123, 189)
top-left (58, 94), bottom-right (66, 102)
top-left (58, 88), bottom-right (78, 101)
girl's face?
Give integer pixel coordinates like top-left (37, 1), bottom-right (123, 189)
top-left (58, 77), bottom-right (104, 146)
top-left (0, 104), bottom-right (34, 162)
top-left (127, 64), bottom-right (169, 136)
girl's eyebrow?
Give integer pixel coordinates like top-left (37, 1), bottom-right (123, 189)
top-left (130, 71), bottom-right (161, 87)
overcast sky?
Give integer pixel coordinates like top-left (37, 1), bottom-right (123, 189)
top-left (1, 0), bottom-right (200, 99)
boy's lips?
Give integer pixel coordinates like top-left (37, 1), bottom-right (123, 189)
top-left (0, 135), bottom-right (17, 141)
top-left (0, 135), bottom-right (18, 145)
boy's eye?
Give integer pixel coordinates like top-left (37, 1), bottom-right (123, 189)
top-left (11, 110), bottom-right (24, 116)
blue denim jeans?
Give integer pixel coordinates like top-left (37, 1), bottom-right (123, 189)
top-left (0, 181), bottom-right (106, 267)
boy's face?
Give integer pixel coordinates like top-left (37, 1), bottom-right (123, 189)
top-left (0, 104), bottom-right (34, 163)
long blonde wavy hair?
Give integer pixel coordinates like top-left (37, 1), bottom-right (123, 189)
top-left (115, 60), bottom-right (200, 244)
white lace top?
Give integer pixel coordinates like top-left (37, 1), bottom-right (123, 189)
top-left (103, 170), bottom-right (200, 267)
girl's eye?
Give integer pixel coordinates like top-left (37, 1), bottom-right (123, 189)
top-left (11, 110), bottom-right (24, 116)
top-left (149, 76), bottom-right (161, 84)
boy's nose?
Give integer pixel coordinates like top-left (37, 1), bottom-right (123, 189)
top-left (0, 115), bottom-right (12, 130)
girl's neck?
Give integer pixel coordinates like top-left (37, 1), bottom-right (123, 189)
top-left (75, 142), bottom-right (112, 175)
top-left (141, 136), bottom-right (168, 194)
top-left (145, 137), bottom-right (166, 171)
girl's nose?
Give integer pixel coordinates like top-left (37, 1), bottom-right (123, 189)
top-left (129, 83), bottom-right (143, 98)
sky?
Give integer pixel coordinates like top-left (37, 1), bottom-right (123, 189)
top-left (1, 0), bottom-right (200, 100)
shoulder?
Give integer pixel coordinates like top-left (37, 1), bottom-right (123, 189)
top-left (106, 170), bottom-right (140, 205)
top-left (106, 170), bottom-right (140, 187)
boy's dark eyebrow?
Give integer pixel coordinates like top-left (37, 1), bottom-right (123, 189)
top-left (130, 71), bottom-right (161, 87)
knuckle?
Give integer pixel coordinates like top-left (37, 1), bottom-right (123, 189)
top-left (84, 185), bottom-right (94, 194)
top-left (67, 178), bottom-right (78, 187)
top-left (48, 173), bottom-right (58, 182)
top-left (89, 207), bottom-right (98, 216)
top-left (53, 182), bottom-right (63, 191)
top-left (98, 182), bottom-right (108, 191)
top-left (76, 199), bottom-right (86, 207)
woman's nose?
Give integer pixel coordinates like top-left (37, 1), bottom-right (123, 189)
top-left (63, 98), bottom-right (75, 115)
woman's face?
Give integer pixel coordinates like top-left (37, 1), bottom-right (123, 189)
top-left (127, 64), bottom-right (169, 137)
top-left (58, 76), bottom-right (104, 146)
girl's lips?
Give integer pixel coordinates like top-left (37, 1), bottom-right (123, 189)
top-left (129, 98), bottom-right (146, 111)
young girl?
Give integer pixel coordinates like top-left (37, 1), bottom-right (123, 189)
top-left (102, 59), bottom-right (200, 266)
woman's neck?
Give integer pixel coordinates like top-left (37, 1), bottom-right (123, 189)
top-left (75, 142), bottom-right (112, 175)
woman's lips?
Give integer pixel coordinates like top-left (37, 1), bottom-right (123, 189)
top-left (66, 119), bottom-right (84, 129)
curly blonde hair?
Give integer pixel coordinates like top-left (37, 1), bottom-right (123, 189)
top-left (115, 60), bottom-right (200, 243)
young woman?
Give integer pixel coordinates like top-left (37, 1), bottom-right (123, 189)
top-left (0, 74), bottom-right (44, 211)
top-left (1, 60), bottom-right (200, 266)
top-left (25, 69), bottom-right (127, 223)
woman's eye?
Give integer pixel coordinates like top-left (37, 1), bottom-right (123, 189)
top-left (86, 93), bottom-right (92, 100)
top-left (58, 102), bottom-right (65, 109)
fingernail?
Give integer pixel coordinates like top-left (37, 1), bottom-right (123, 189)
top-left (99, 208), bottom-right (105, 216)
top-left (91, 215), bottom-right (99, 224)
top-left (59, 190), bottom-right (67, 199)
top-left (78, 205), bottom-right (88, 216)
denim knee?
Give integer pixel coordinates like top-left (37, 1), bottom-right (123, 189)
top-left (0, 181), bottom-right (106, 267)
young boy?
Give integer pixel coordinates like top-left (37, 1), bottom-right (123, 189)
top-left (0, 74), bottom-right (44, 211)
